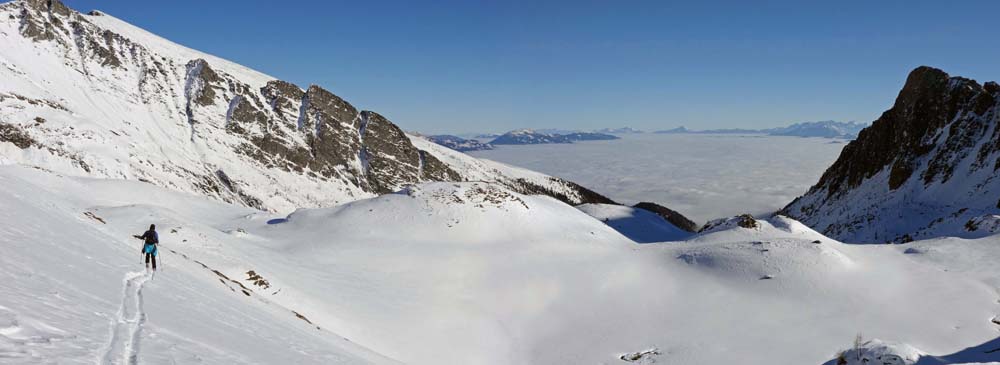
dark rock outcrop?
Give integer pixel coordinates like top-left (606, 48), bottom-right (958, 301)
top-left (17, 0), bottom-right (71, 42)
top-left (633, 202), bottom-right (699, 232)
top-left (699, 214), bottom-right (758, 233)
top-left (782, 66), bottom-right (1000, 242)
top-left (0, 122), bottom-right (36, 149)
top-left (361, 111), bottom-right (461, 193)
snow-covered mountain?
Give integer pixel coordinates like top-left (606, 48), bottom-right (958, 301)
top-left (766, 120), bottom-right (869, 139)
top-left (490, 129), bottom-right (569, 144)
top-left (654, 126), bottom-right (761, 134)
top-left (595, 126), bottom-right (644, 134)
top-left (0, 0), bottom-right (613, 213)
top-left (425, 135), bottom-right (494, 152)
top-left (489, 129), bottom-right (619, 145)
top-left (782, 66), bottom-right (1000, 243)
top-left (654, 121), bottom-right (867, 138)
top-left (4, 2), bottom-right (1000, 364)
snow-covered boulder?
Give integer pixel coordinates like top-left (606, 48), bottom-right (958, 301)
top-left (832, 339), bottom-right (923, 365)
top-left (699, 213), bottom-right (760, 233)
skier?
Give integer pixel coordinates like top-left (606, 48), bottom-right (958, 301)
top-left (133, 224), bottom-right (159, 271)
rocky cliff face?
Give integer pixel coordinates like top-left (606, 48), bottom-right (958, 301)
top-left (0, 0), bottom-right (612, 212)
top-left (782, 66), bottom-right (1000, 243)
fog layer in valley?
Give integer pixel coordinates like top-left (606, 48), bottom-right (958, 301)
top-left (470, 133), bottom-right (847, 224)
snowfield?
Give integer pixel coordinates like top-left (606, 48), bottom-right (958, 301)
top-left (2, 165), bottom-right (998, 364)
top-left (0, 166), bottom-right (393, 364)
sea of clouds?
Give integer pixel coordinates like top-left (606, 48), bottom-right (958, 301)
top-left (469, 133), bottom-right (846, 224)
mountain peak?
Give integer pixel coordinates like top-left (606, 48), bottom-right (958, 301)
top-left (19, 0), bottom-right (70, 15)
top-left (782, 67), bottom-right (1000, 242)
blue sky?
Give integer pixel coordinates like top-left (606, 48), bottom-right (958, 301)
top-left (65, 0), bottom-right (1000, 134)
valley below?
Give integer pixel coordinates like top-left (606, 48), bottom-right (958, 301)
top-left (1, 1), bottom-right (999, 364)
top-left (470, 133), bottom-right (848, 224)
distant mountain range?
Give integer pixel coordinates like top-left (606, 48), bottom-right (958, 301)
top-left (490, 129), bottom-right (620, 145)
top-left (471, 133), bottom-right (500, 139)
top-left (429, 129), bottom-right (620, 151)
top-left (449, 121), bottom-right (867, 145)
top-left (595, 127), bottom-right (644, 134)
top-left (425, 135), bottom-right (494, 152)
top-left (655, 121), bottom-right (870, 139)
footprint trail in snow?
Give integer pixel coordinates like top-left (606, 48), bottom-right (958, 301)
top-left (100, 271), bottom-right (151, 365)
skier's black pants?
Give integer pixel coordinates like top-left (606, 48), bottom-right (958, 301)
top-left (145, 253), bottom-right (157, 269)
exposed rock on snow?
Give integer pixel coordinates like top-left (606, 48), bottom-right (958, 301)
top-left (783, 66), bottom-right (1000, 243)
top-left (0, 0), bottom-right (615, 213)
top-left (0, 122), bottom-right (34, 148)
top-left (577, 203), bottom-right (692, 243)
top-left (826, 336), bottom-right (1000, 365)
top-left (619, 347), bottom-right (660, 363)
top-left (831, 339), bottom-right (923, 365)
top-left (699, 213), bottom-right (759, 233)
top-left (633, 201), bottom-right (700, 232)
top-left (964, 215), bottom-right (1000, 234)
top-left (408, 135), bottom-right (619, 206)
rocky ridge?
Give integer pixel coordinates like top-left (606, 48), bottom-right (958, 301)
top-left (0, 0), bottom-right (617, 212)
top-left (782, 66), bottom-right (1000, 242)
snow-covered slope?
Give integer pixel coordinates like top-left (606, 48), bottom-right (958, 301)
top-left (0, 0), bottom-right (613, 213)
top-left (4, 165), bottom-right (998, 364)
top-left (577, 203), bottom-right (693, 242)
top-left (409, 134), bottom-right (618, 205)
top-left (824, 233), bottom-right (1000, 364)
top-left (783, 66), bottom-right (1000, 243)
top-left (0, 166), bottom-right (395, 364)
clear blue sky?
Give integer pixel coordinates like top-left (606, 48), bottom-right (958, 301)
top-left (65, 0), bottom-right (1000, 134)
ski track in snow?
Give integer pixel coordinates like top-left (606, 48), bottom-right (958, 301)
top-left (100, 271), bottom-right (151, 365)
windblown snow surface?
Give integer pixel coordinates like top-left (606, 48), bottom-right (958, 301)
top-left (2, 165), bottom-right (999, 364)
